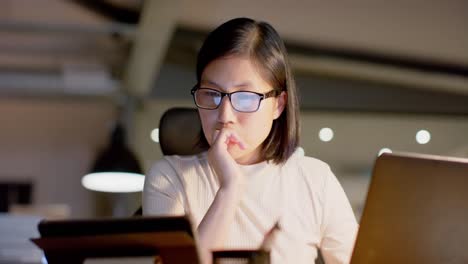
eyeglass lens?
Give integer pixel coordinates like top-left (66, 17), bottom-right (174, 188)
top-left (195, 89), bottom-right (261, 112)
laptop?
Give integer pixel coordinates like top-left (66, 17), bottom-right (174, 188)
top-left (350, 152), bottom-right (468, 264)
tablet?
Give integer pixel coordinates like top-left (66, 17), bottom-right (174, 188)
top-left (32, 215), bottom-right (201, 264)
top-left (37, 215), bottom-right (194, 238)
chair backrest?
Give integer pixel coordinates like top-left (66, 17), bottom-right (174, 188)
top-left (158, 107), bottom-right (207, 156)
top-left (134, 107), bottom-right (206, 216)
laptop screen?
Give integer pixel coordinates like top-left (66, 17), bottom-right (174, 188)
top-left (351, 153), bottom-right (468, 264)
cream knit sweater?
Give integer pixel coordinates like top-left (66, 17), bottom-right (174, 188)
top-left (143, 149), bottom-right (357, 264)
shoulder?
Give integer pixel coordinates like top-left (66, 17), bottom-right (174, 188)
top-left (296, 155), bottom-right (331, 174)
top-left (147, 152), bottom-right (209, 181)
top-left (149, 152), bottom-right (208, 172)
top-left (282, 148), bottom-right (335, 194)
top-left (285, 148), bottom-right (332, 178)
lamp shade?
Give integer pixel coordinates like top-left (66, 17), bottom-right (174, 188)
top-left (82, 124), bottom-right (144, 193)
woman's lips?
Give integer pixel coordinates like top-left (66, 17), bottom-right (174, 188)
top-left (225, 134), bottom-right (246, 150)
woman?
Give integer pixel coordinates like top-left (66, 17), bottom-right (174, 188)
top-left (143, 17), bottom-right (357, 264)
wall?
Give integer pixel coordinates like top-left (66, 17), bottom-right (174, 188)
top-left (0, 98), bottom-right (116, 217)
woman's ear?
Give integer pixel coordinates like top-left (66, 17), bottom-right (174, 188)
top-left (273, 91), bottom-right (287, 120)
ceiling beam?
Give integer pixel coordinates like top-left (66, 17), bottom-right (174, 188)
top-left (71, 0), bottom-right (141, 24)
top-left (123, 0), bottom-right (180, 98)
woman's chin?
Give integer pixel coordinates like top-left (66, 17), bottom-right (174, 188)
top-left (227, 146), bottom-right (243, 158)
top-left (230, 149), bottom-right (261, 165)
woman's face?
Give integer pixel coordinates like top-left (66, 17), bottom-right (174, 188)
top-left (198, 55), bottom-right (286, 165)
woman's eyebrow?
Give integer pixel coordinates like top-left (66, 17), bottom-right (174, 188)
top-left (200, 79), bottom-right (253, 90)
top-left (200, 79), bottom-right (223, 89)
top-left (233, 82), bottom-right (253, 88)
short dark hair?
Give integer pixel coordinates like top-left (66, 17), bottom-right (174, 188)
top-left (195, 17), bottom-right (300, 164)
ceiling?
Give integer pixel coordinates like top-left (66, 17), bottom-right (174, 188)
top-left (177, 0), bottom-right (468, 67)
top-left (58, 0), bottom-right (468, 66)
top-left (0, 0), bottom-right (468, 96)
top-left (1, 0), bottom-right (467, 166)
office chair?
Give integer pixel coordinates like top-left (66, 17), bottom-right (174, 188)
top-left (134, 107), bottom-right (207, 216)
top-left (158, 107), bottom-right (208, 156)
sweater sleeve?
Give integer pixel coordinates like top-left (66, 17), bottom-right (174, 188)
top-left (142, 158), bottom-right (185, 216)
top-left (319, 166), bottom-right (358, 264)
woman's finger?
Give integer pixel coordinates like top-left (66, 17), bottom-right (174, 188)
top-left (214, 129), bottom-right (247, 151)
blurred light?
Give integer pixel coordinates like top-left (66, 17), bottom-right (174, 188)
top-left (151, 128), bottom-right (159, 143)
top-left (319, 127), bottom-right (334, 142)
top-left (82, 124), bottom-right (144, 193)
top-left (82, 172), bottom-right (144, 193)
top-left (378, 148), bottom-right (392, 156)
top-left (296, 147), bottom-right (305, 156)
top-left (416, 129), bottom-right (431, 144)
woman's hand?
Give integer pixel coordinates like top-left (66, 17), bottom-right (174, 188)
top-left (207, 128), bottom-right (247, 190)
top-left (198, 128), bottom-right (249, 263)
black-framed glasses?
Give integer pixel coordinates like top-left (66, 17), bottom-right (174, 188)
top-left (191, 86), bottom-right (280, 113)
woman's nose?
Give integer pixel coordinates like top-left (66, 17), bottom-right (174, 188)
top-left (217, 95), bottom-right (236, 123)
